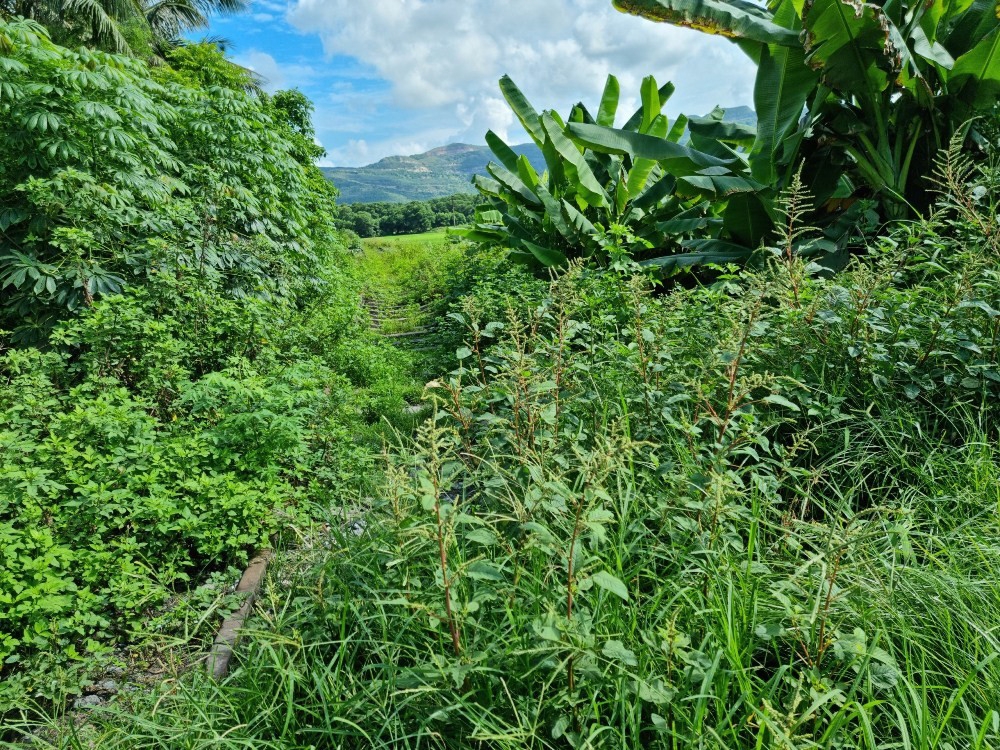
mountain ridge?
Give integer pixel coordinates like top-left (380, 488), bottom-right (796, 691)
top-left (322, 142), bottom-right (545, 204)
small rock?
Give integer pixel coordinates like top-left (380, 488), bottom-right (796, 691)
top-left (97, 679), bottom-right (118, 692)
top-left (73, 695), bottom-right (104, 709)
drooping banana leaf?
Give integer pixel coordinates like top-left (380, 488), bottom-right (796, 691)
top-left (521, 239), bottom-right (568, 267)
top-left (938, 0), bottom-right (997, 58)
top-left (723, 191), bottom-right (774, 246)
top-left (749, 0), bottom-right (819, 184)
top-left (485, 130), bottom-right (520, 173)
top-left (487, 162), bottom-right (543, 207)
top-left (632, 173), bottom-right (678, 209)
top-left (640, 238), bottom-right (754, 274)
top-left (568, 121), bottom-right (736, 173)
top-left (801, 0), bottom-right (894, 100)
top-left (613, 0), bottom-right (801, 46)
top-left (656, 200), bottom-right (720, 233)
top-left (677, 171), bottom-right (765, 199)
top-left (541, 113), bottom-right (609, 209)
top-left (687, 113), bottom-right (757, 145)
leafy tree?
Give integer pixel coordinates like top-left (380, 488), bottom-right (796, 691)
top-left (269, 89), bottom-right (326, 164)
top-left (0, 0), bottom-right (248, 55)
top-left (0, 20), bottom-right (336, 341)
top-left (335, 195), bottom-right (477, 238)
top-left (351, 210), bottom-right (380, 237)
top-left (402, 202), bottom-right (434, 234)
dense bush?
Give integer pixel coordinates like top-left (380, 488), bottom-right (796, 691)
top-left (0, 19), bottom-right (419, 712)
top-left (0, 257), bottom-right (414, 707)
top-left (0, 19), bottom-right (338, 342)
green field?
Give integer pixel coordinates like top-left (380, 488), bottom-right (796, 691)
top-left (363, 226), bottom-right (456, 247)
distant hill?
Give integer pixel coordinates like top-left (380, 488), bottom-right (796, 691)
top-left (322, 143), bottom-right (544, 204)
top-left (719, 105), bottom-right (756, 126)
top-left (324, 106), bottom-right (757, 204)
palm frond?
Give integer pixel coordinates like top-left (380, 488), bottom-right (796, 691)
top-left (61, 0), bottom-right (143, 53)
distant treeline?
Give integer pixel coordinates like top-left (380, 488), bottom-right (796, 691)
top-left (335, 193), bottom-right (478, 238)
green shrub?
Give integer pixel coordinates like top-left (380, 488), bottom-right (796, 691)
top-left (0, 251), bottom-right (410, 708)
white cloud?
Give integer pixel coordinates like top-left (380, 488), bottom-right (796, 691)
top-left (232, 50), bottom-right (319, 91)
top-left (284, 0), bottom-right (757, 165)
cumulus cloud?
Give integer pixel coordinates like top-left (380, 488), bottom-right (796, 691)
top-left (232, 50), bottom-right (321, 91)
top-left (286, 0), bottom-right (756, 157)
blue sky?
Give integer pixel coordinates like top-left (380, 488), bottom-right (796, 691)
top-left (204, 0), bottom-right (757, 167)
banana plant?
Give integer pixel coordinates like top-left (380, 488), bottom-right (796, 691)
top-left (612, 0), bottom-right (1000, 219)
top-left (461, 75), bottom-right (773, 274)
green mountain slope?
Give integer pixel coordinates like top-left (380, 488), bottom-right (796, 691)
top-left (322, 143), bottom-right (544, 204)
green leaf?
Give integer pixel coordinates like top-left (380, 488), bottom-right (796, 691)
top-left (749, 0), bottom-right (819, 184)
top-left (485, 130), bottom-right (520, 172)
top-left (591, 570), bottom-right (629, 601)
top-left (466, 561), bottom-right (504, 581)
top-left (626, 157), bottom-right (659, 199)
top-left (499, 75), bottom-right (545, 145)
top-left (641, 239), bottom-right (754, 273)
top-left (535, 183), bottom-right (576, 241)
top-left (949, 26), bottom-right (1000, 107)
top-left (723, 192), bottom-right (773, 246)
top-left (602, 639), bottom-right (638, 666)
top-left (622, 80), bottom-right (675, 132)
top-left (687, 114), bottom-right (757, 144)
top-left (487, 162), bottom-right (543, 207)
top-left (541, 113), bottom-right (608, 208)
top-left (465, 529), bottom-right (498, 547)
top-left (640, 75), bottom-right (663, 133)
top-left (568, 122), bottom-right (735, 173)
top-left (764, 393), bottom-right (800, 411)
top-left (597, 74), bottom-right (621, 127)
top-left (521, 240), bottom-right (568, 268)
top-left (678, 172), bottom-right (764, 198)
top-left (636, 678), bottom-right (675, 704)
top-left (801, 0), bottom-right (894, 98)
top-left (658, 201), bottom-right (719, 234)
top-left (755, 623), bottom-right (785, 640)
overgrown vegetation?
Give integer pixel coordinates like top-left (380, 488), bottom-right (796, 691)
top-left (18, 150), bottom-right (1000, 747)
top-left (5, 0), bottom-right (1000, 746)
top-left (468, 0), bottom-right (1000, 274)
top-left (0, 18), bottom-right (416, 712)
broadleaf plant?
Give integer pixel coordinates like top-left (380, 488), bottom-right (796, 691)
top-left (613, 0), bottom-right (1000, 221)
top-left (462, 74), bottom-right (791, 274)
